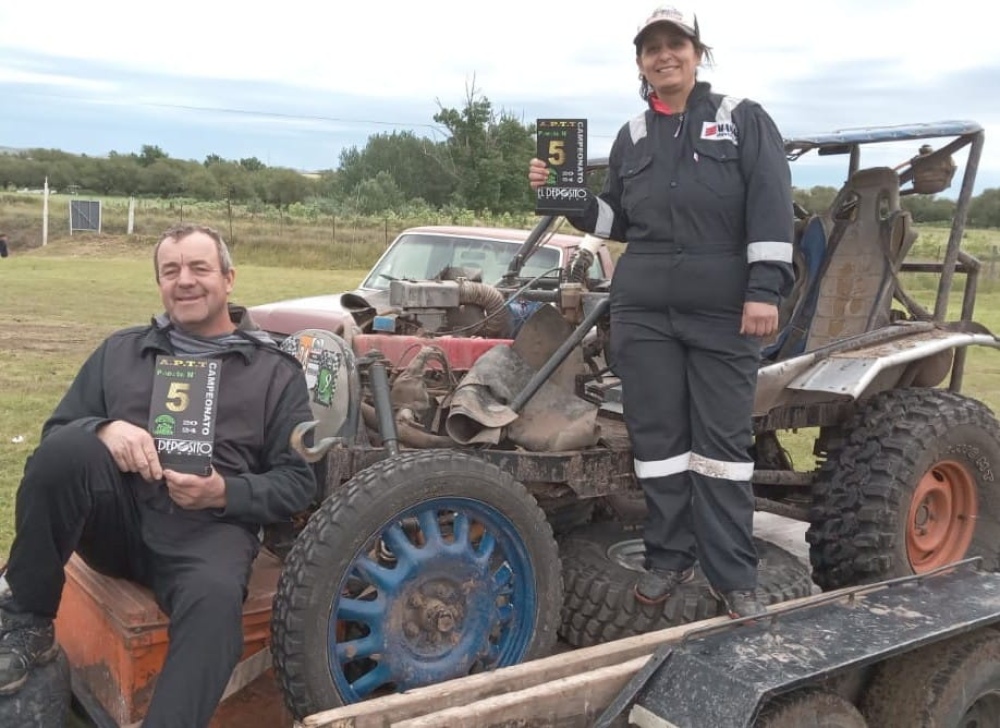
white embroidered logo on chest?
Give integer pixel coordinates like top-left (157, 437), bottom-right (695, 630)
top-left (700, 121), bottom-right (738, 143)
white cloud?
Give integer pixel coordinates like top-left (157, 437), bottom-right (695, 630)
top-left (2, 0), bottom-right (999, 181)
top-left (0, 67), bottom-right (117, 93)
top-left (0, 3), bottom-right (943, 88)
top-left (2, 0), bottom-right (996, 102)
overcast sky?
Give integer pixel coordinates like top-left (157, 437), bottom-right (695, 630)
top-left (2, 0), bottom-right (999, 194)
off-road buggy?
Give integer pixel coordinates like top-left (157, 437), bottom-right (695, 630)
top-left (253, 120), bottom-right (1000, 720)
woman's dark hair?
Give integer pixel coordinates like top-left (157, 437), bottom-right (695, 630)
top-left (636, 37), bottom-right (714, 100)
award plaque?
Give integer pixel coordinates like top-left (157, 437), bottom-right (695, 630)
top-left (535, 118), bottom-right (588, 215)
top-left (148, 356), bottom-right (221, 475)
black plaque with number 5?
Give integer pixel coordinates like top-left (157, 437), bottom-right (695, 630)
top-left (535, 118), bottom-right (588, 215)
top-left (148, 356), bottom-right (221, 475)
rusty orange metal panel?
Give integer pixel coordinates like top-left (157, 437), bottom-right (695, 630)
top-left (55, 550), bottom-right (283, 726)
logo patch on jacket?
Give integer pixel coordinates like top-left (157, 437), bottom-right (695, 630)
top-left (701, 121), bottom-right (738, 143)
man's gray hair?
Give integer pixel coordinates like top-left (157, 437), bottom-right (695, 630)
top-left (153, 224), bottom-right (234, 281)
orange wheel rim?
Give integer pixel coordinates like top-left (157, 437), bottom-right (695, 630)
top-left (906, 459), bottom-right (979, 571)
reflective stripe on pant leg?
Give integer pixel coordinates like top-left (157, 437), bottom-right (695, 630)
top-left (682, 309), bottom-right (760, 591)
top-left (610, 300), bottom-right (695, 571)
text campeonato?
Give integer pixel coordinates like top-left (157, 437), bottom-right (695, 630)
top-left (202, 361), bottom-right (219, 436)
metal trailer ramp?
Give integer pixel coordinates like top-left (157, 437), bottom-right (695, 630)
top-left (627, 563), bottom-right (1000, 728)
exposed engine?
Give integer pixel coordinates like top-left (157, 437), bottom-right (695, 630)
top-left (301, 246), bottom-right (613, 461)
top-left (375, 277), bottom-right (511, 339)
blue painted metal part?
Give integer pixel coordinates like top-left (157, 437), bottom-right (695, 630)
top-left (785, 120), bottom-right (982, 153)
top-left (327, 497), bottom-right (537, 702)
top-left (762, 216), bottom-right (828, 360)
top-left (372, 315), bottom-right (397, 333)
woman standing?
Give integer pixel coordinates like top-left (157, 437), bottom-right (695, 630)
top-left (529, 6), bottom-right (794, 618)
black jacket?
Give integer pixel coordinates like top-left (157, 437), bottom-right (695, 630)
top-left (571, 81), bottom-right (795, 306)
top-left (42, 314), bottom-right (317, 529)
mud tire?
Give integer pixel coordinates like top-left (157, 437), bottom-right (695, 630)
top-left (539, 496), bottom-right (595, 535)
top-left (807, 389), bottom-right (1000, 590)
top-left (558, 522), bottom-right (814, 648)
top-left (860, 629), bottom-right (1000, 727)
top-left (271, 450), bottom-right (562, 719)
top-left (755, 689), bottom-right (866, 727)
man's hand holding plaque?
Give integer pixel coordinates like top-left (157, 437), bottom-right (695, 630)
top-left (148, 356), bottom-right (221, 477)
top-left (533, 118), bottom-right (588, 215)
top-left (98, 420), bottom-right (164, 482)
top-left (163, 467), bottom-right (227, 510)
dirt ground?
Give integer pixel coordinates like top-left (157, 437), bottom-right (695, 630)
top-left (14, 234), bottom-right (153, 259)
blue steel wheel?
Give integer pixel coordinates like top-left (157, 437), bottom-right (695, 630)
top-left (271, 450), bottom-right (562, 720)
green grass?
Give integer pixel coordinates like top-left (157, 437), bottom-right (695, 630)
top-left (1, 192), bottom-right (541, 272)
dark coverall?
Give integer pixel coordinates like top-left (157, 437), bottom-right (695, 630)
top-left (4, 314), bottom-right (316, 727)
top-left (569, 81), bottom-right (794, 592)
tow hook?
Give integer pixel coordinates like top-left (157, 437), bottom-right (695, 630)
top-left (290, 420), bottom-right (340, 463)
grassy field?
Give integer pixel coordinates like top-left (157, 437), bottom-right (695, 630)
top-left (3, 225), bottom-right (1000, 558)
top-left (0, 192), bottom-right (541, 271)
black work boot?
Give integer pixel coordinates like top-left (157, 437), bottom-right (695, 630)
top-left (0, 600), bottom-right (58, 695)
top-left (711, 588), bottom-right (767, 620)
top-left (634, 566), bottom-right (696, 605)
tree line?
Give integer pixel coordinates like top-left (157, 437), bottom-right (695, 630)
top-left (2, 86), bottom-right (999, 227)
top-left (0, 86), bottom-right (536, 218)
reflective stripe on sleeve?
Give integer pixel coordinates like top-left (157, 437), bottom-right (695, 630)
top-left (689, 453), bottom-right (755, 482)
top-left (594, 198), bottom-right (615, 239)
top-left (716, 96), bottom-right (744, 127)
top-left (634, 451), bottom-right (690, 479)
top-left (629, 113), bottom-right (647, 144)
top-left (747, 241), bottom-right (794, 264)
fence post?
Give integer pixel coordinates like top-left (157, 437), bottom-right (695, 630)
top-left (42, 177), bottom-right (49, 246)
top-left (990, 246), bottom-right (998, 281)
top-left (350, 220), bottom-right (356, 268)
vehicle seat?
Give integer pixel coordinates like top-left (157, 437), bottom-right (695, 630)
top-left (769, 167), bottom-right (917, 359)
top-left (761, 214), bottom-right (829, 360)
